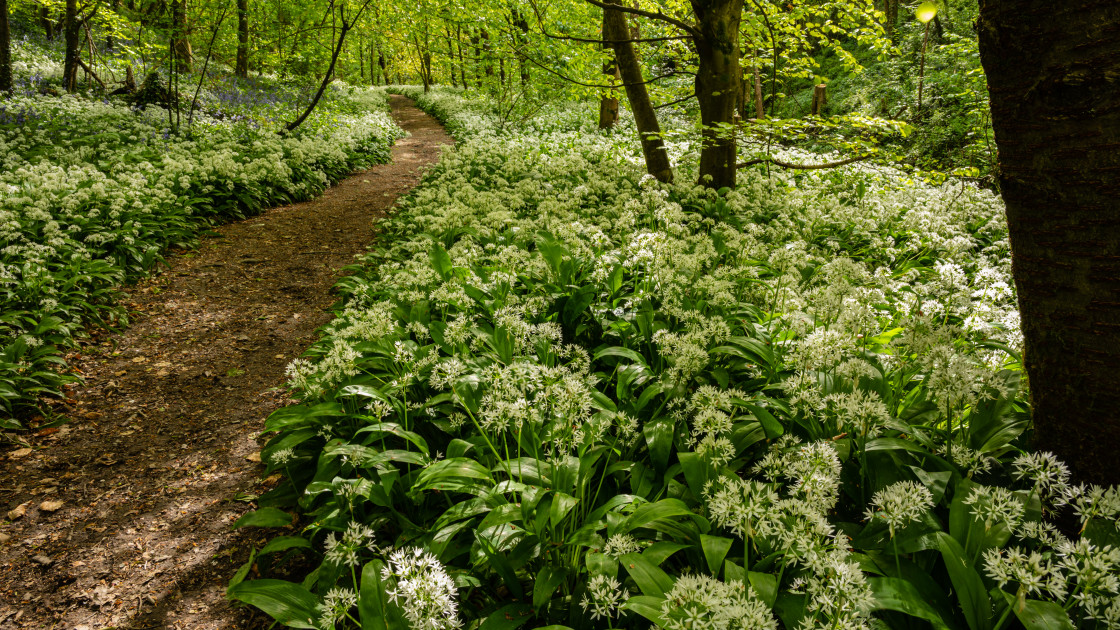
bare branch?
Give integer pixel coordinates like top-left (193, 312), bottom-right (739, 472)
top-left (736, 154), bottom-right (875, 170)
top-left (582, 0), bottom-right (702, 39)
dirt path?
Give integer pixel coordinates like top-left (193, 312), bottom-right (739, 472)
top-left (0, 96), bottom-right (451, 629)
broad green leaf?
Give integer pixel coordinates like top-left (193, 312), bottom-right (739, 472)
top-left (258, 536), bottom-right (311, 557)
top-left (699, 535), bottom-right (733, 576)
top-left (937, 533), bottom-right (991, 630)
top-left (868, 577), bottom-right (951, 630)
top-left (1009, 597), bottom-right (1074, 630)
top-left (430, 241), bottom-right (453, 281)
top-left (231, 507), bottom-right (292, 530)
top-left (533, 565), bottom-right (567, 609)
top-left (620, 553), bottom-right (673, 597)
top-left (747, 571), bottom-right (778, 608)
top-left (227, 579), bottom-right (318, 629)
top-left (621, 595), bottom-right (668, 626)
top-left (479, 603), bottom-right (534, 629)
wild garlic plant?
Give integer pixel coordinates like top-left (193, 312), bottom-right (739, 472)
top-left (0, 43), bottom-right (403, 424)
top-left (229, 87), bottom-right (1119, 630)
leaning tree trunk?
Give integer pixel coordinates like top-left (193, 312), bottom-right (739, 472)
top-left (693, 0), bottom-right (744, 190)
top-left (0, 0), bottom-right (11, 93)
top-left (603, 0), bottom-right (673, 183)
top-left (598, 7), bottom-right (620, 129)
top-left (235, 0), bottom-right (249, 77)
top-left (63, 0), bottom-right (81, 92)
top-left (977, 0), bottom-right (1120, 485)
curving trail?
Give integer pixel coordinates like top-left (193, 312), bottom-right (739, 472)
top-left (0, 96), bottom-right (451, 629)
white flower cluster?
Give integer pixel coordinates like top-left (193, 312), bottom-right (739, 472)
top-left (382, 547), bottom-right (461, 630)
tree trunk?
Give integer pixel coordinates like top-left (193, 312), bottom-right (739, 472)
top-left (0, 0), bottom-right (10, 93)
top-left (693, 0), bottom-right (744, 190)
top-left (63, 0), bottom-right (81, 92)
top-left (172, 0), bottom-right (193, 73)
top-left (599, 8), bottom-right (620, 129)
top-left (602, 0), bottom-right (673, 183)
top-left (106, 0), bottom-right (118, 50)
top-left (753, 64), bottom-right (765, 119)
top-left (40, 7), bottom-right (54, 40)
top-left (885, 0), bottom-right (898, 41)
top-left (235, 0), bottom-right (249, 77)
top-left (456, 26), bottom-right (468, 89)
top-left (810, 83), bottom-right (827, 115)
top-left (977, 0), bottom-right (1120, 485)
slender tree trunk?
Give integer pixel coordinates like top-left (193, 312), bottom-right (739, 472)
top-left (235, 0), bottom-right (249, 77)
top-left (598, 7), bottom-right (620, 129)
top-left (977, 0), bottom-right (1120, 484)
top-left (885, 0), bottom-right (898, 41)
top-left (693, 0), bottom-right (744, 190)
top-left (602, 0), bottom-right (673, 182)
top-left (513, 9), bottom-right (530, 85)
top-left (0, 0), bottom-right (10, 93)
top-left (378, 50), bottom-right (387, 85)
top-left (456, 26), bottom-right (468, 89)
top-left (63, 0), bottom-right (81, 92)
top-left (106, 0), bottom-right (118, 50)
top-left (172, 0), bottom-right (193, 72)
top-left (40, 7), bottom-right (54, 40)
top-left (753, 64), bottom-right (765, 118)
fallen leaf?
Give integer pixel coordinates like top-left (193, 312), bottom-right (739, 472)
top-left (245, 452), bottom-right (261, 463)
top-left (9, 448), bottom-right (33, 459)
top-left (7, 502), bottom-right (30, 520)
top-left (40, 500), bottom-right (64, 512)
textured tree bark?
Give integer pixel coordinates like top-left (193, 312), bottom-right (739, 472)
top-left (40, 7), bottom-right (54, 41)
top-left (977, 0), bottom-right (1120, 484)
top-left (598, 8), bottom-right (620, 129)
top-left (602, 0), bottom-right (673, 183)
top-left (753, 64), bottom-right (765, 119)
top-left (172, 0), bottom-right (193, 73)
top-left (63, 0), bottom-right (81, 92)
top-left (693, 0), bottom-right (744, 189)
top-left (235, 0), bottom-right (249, 77)
top-left (0, 0), bottom-right (11, 93)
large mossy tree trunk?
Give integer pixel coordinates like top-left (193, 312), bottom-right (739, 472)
top-left (602, 0), bottom-right (673, 183)
top-left (977, 0), bottom-right (1120, 484)
top-left (692, 0), bottom-right (743, 190)
top-left (0, 0), bottom-right (11, 93)
top-left (235, 0), bottom-right (249, 77)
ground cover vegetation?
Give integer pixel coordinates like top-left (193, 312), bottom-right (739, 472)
top-left (0, 28), bottom-right (402, 427)
top-left (1, 0), bottom-right (1118, 628)
top-left (227, 87), bottom-right (1120, 629)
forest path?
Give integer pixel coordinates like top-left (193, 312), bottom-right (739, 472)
top-left (0, 96), bottom-right (451, 630)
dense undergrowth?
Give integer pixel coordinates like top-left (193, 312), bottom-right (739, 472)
top-left (230, 87), bottom-right (1120, 630)
top-left (0, 39), bottom-right (403, 427)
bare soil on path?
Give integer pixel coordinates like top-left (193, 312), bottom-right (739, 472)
top-left (0, 95), bottom-right (451, 629)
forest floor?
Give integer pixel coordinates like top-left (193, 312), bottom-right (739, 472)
top-left (0, 96), bottom-right (451, 630)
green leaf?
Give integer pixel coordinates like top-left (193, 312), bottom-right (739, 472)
top-left (621, 595), bottom-right (668, 626)
top-left (1004, 593), bottom-right (1074, 630)
top-left (643, 417), bottom-right (674, 472)
top-left (747, 571), bottom-right (778, 608)
top-left (430, 241), bottom-right (453, 281)
top-left (743, 403), bottom-right (784, 440)
top-left (937, 533), bottom-right (991, 630)
top-left (258, 536), bottom-right (311, 557)
top-left (231, 507), bottom-right (292, 530)
top-left (533, 565), bottom-right (568, 609)
top-left (479, 603), bottom-right (534, 629)
top-left (594, 346), bottom-right (647, 366)
top-left (868, 577), bottom-right (951, 630)
top-left (699, 535), bottom-right (733, 576)
top-left (227, 579), bottom-right (318, 629)
top-left (620, 553), bottom-right (674, 597)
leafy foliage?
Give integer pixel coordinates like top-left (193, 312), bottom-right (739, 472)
top-left (229, 89), bottom-right (1117, 630)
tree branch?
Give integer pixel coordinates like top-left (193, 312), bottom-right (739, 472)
top-left (736, 154), bottom-right (875, 170)
top-left (582, 0), bottom-right (702, 39)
